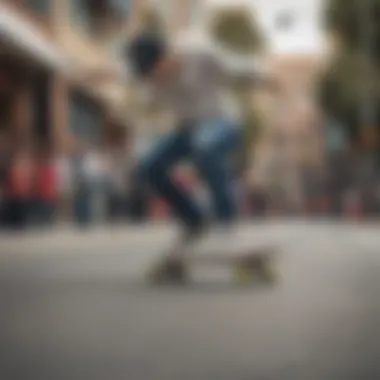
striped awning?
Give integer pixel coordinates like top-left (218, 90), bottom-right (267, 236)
top-left (0, 6), bottom-right (66, 70)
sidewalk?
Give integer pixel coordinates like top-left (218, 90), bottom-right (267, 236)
top-left (1, 219), bottom-right (379, 256)
top-left (0, 220), bottom-right (285, 255)
top-left (0, 223), bottom-right (177, 255)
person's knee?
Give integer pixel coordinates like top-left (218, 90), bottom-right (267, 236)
top-left (194, 119), bottom-right (241, 151)
top-left (194, 142), bottom-right (219, 175)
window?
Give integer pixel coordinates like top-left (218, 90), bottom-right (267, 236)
top-left (68, 92), bottom-right (103, 144)
top-left (25, 0), bottom-right (50, 13)
top-left (69, 0), bottom-right (130, 38)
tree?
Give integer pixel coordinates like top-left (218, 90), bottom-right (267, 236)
top-left (320, 0), bottom-right (380, 139)
top-left (209, 7), bottom-right (265, 165)
top-left (325, 0), bottom-right (380, 64)
top-left (210, 7), bottom-right (264, 55)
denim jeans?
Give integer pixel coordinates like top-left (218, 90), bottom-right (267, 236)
top-left (140, 117), bottom-right (241, 229)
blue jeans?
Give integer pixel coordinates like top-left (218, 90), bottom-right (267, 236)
top-left (140, 118), bottom-right (241, 229)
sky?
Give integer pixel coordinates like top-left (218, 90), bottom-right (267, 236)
top-left (206, 0), bottom-right (326, 54)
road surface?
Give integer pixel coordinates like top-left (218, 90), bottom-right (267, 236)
top-left (1, 221), bottom-right (380, 380)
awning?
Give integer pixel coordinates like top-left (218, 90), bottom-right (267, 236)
top-left (0, 7), bottom-right (67, 70)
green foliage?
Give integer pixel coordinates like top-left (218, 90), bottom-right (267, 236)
top-left (322, 0), bottom-right (380, 135)
top-left (321, 51), bottom-right (378, 110)
top-left (209, 7), bottom-right (264, 160)
top-left (210, 8), bottom-right (264, 55)
top-left (141, 7), bottom-right (165, 34)
top-left (326, 0), bottom-right (380, 63)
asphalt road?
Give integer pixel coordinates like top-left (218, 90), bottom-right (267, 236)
top-left (1, 222), bottom-right (380, 380)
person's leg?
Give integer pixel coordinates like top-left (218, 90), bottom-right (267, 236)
top-left (192, 118), bottom-right (241, 226)
top-left (139, 128), bottom-right (204, 231)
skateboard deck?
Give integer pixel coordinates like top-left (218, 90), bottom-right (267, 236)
top-left (147, 246), bottom-right (278, 286)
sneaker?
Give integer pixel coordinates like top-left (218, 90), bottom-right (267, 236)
top-left (170, 221), bottom-right (209, 257)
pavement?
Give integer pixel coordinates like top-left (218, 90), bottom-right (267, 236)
top-left (1, 220), bottom-right (380, 380)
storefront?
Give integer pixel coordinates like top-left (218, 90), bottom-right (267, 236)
top-left (0, 5), bottom-right (66, 151)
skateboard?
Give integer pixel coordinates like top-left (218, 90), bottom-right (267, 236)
top-left (147, 247), bottom-right (278, 286)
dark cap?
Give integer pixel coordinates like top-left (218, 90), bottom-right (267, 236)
top-left (127, 32), bottom-right (166, 78)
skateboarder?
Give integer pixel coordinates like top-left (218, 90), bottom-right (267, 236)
top-left (125, 33), bottom-right (280, 249)
top-left (79, 31), bottom-right (280, 278)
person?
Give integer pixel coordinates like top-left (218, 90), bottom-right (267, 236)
top-left (3, 151), bottom-right (33, 229)
top-left (105, 134), bottom-right (132, 223)
top-left (71, 148), bottom-right (99, 227)
top-left (32, 148), bottom-right (58, 227)
top-left (82, 32), bottom-right (280, 273)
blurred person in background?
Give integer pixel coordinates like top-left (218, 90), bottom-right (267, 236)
top-left (71, 144), bottom-right (107, 227)
top-left (56, 151), bottom-right (74, 224)
top-left (72, 147), bottom-right (94, 227)
top-left (3, 150), bottom-right (33, 229)
top-left (105, 127), bottom-right (132, 223)
top-left (91, 148), bottom-right (109, 224)
top-left (31, 146), bottom-right (58, 227)
top-left (127, 134), bottom-right (156, 223)
top-left (0, 131), bottom-right (11, 226)
top-left (343, 186), bottom-right (363, 220)
top-left (356, 127), bottom-right (380, 217)
top-left (323, 116), bottom-right (351, 217)
top-left (248, 184), bottom-right (269, 218)
top-left (70, 144), bottom-right (91, 227)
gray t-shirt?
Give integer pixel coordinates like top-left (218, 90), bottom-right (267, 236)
top-left (154, 41), bottom-right (267, 122)
top-left (120, 38), bottom-right (269, 123)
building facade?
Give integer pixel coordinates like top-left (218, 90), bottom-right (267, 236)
top-left (0, 0), bottom-right (144, 155)
top-left (248, 53), bottom-right (325, 211)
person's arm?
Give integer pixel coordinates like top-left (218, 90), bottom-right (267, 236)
top-left (70, 37), bottom-right (130, 84)
top-left (72, 66), bottom-right (117, 84)
top-left (204, 43), bottom-right (281, 91)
